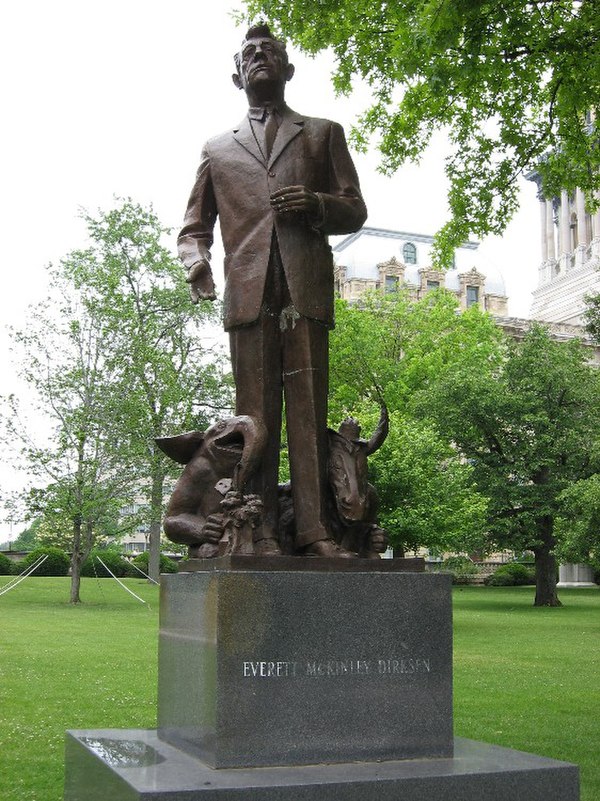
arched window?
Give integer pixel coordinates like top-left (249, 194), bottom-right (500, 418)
top-left (403, 242), bottom-right (417, 264)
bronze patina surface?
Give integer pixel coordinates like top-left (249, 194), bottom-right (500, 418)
top-left (164, 25), bottom-right (393, 561)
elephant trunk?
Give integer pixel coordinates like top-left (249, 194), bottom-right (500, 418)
top-left (211, 415), bottom-right (267, 492)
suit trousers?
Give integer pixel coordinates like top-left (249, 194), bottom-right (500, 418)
top-left (228, 237), bottom-right (330, 548)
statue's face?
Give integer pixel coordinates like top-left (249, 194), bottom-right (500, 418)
top-left (236, 36), bottom-right (290, 94)
top-left (328, 433), bottom-right (369, 522)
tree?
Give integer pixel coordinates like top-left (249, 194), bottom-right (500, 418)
top-left (2, 266), bottom-right (139, 602)
top-left (61, 199), bottom-right (233, 582)
top-left (242, 0), bottom-right (600, 264)
top-left (426, 324), bottom-right (600, 606)
top-left (556, 472), bottom-right (600, 569)
top-left (584, 292), bottom-right (600, 345)
top-left (329, 288), bottom-right (505, 418)
top-left (2, 518), bottom-right (41, 551)
top-left (368, 411), bottom-right (488, 556)
top-left (328, 290), bottom-right (500, 554)
top-left (1, 199), bottom-right (232, 599)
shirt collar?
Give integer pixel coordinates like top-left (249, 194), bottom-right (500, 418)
top-left (247, 102), bottom-right (286, 121)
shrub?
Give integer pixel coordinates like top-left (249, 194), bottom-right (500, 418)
top-left (0, 552), bottom-right (13, 575)
top-left (131, 551), bottom-right (178, 576)
top-left (81, 549), bottom-right (130, 578)
top-left (484, 571), bottom-right (514, 586)
top-left (20, 546), bottom-right (70, 577)
top-left (485, 562), bottom-right (535, 586)
top-left (442, 556), bottom-right (478, 573)
top-left (432, 555), bottom-right (481, 585)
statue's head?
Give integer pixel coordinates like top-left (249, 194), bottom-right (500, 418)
top-left (327, 428), bottom-right (368, 522)
top-left (338, 417), bottom-right (361, 441)
top-left (232, 23), bottom-right (294, 99)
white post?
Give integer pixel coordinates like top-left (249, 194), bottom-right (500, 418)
top-left (573, 188), bottom-right (589, 267)
top-left (559, 190), bottom-right (572, 272)
top-left (546, 200), bottom-right (555, 260)
top-left (539, 198), bottom-right (548, 263)
top-left (576, 188), bottom-right (588, 246)
top-left (592, 192), bottom-right (600, 261)
top-left (560, 190), bottom-right (571, 254)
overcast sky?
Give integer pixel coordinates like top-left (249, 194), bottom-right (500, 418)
top-left (0, 1), bottom-right (540, 538)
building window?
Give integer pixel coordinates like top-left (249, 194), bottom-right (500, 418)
top-left (385, 275), bottom-right (399, 293)
top-left (123, 542), bottom-right (147, 553)
top-left (426, 280), bottom-right (440, 290)
top-left (403, 242), bottom-right (417, 264)
top-left (466, 285), bottom-right (479, 307)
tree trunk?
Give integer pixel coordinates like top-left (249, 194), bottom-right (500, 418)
top-left (70, 516), bottom-right (83, 604)
top-left (148, 463), bottom-right (164, 583)
top-left (533, 516), bottom-right (562, 607)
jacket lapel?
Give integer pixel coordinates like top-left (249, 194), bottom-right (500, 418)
top-left (268, 109), bottom-right (304, 168)
top-left (232, 117), bottom-right (265, 167)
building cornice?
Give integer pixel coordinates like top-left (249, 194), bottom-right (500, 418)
top-left (333, 226), bottom-right (480, 252)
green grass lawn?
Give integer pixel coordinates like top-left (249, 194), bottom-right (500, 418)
top-left (0, 578), bottom-right (598, 800)
top-left (0, 577), bottom-right (159, 801)
top-left (453, 585), bottom-right (600, 801)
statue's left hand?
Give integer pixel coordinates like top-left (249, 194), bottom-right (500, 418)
top-left (369, 526), bottom-right (388, 554)
top-left (270, 185), bottom-right (320, 218)
top-left (186, 260), bottom-right (217, 304)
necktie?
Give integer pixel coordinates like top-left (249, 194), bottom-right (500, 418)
top-left (264, 109), bottom-right (279, 158)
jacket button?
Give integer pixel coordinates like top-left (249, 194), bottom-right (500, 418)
top-left (268, 171), bottom-right (276, 177)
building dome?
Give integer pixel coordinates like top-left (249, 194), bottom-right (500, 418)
top-left (332, 226), bottom-right (508, 316)
top-left (333, 233), bottom-right (401, 282)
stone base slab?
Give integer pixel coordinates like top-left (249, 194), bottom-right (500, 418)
top-left (557, 563), bottom-right (598, 589)
top-left (64, 729), bottom-right (579, 801)
top-left (178, 555), bottom-right (425, 573)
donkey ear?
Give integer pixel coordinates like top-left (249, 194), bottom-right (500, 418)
top-left (155, 431), bottom-right (205, 465)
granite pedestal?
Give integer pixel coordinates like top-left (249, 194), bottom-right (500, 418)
top-left (63, 563), bottom-right (579, 800)
top-left (157, 567), bottom-right (453, 767)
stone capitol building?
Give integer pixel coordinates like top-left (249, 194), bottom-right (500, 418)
top-left (527, 176), bottom-right (600, 325)
top-left (332, 226), bottom-right (509, 316)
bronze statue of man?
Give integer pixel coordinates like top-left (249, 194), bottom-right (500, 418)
top-left (177, 24), bottom-right (367, 557)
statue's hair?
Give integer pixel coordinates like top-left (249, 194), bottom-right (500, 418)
top-left (338, 417), bottom-right (361, 440)
top-left (234, 23), bottom-right (288, 72)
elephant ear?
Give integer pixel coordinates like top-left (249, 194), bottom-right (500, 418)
top-left (155, 431), bottom-right (205, 465)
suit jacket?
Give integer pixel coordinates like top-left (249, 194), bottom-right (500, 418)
top-left (178, 106), bottom-right (367, 330)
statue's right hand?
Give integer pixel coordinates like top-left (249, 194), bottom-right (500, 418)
top-left (202, 514), bottom-right (224, 543)
top-left (186, 259), bottom-right (217, 303)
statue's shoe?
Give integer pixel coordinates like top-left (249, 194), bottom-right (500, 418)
top-left (189, 543), bottom-right (219, 559)
top-left (357, 549), bottom-right (383, 559)
top-left (304, 539), bottom-right (357, 558)
top-left (254, 537), bottom-right (283, 556)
